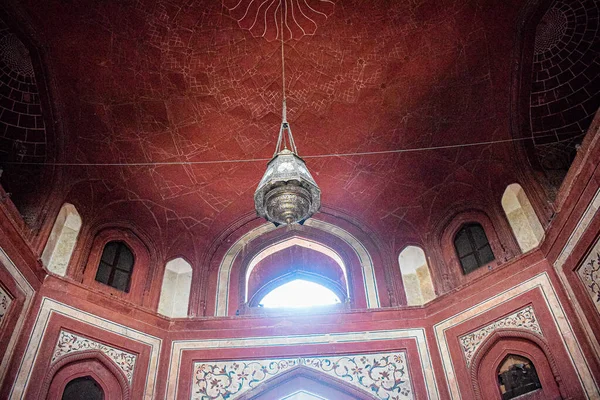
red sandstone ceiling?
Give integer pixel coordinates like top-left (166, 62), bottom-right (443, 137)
top-left (5, 0), bottom-right (530, 261)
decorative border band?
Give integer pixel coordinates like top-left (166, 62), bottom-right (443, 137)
top-left (167, 328), bottom-right (437, 400)
top-left (434, 272), bottom-right (599, 400)
top-left (192, 351), bottom-right (413, 400)
top-left (9, 297), bottom-right (161, 400)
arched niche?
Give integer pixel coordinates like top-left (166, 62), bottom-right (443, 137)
top-left (398, 246), bottom-right (435, 306)
top-left (502, 184), bottom-right (544, 253)
top-left (41, 203), bottom-right (82, 277)
top-left (245, 237), bottom-right (348, 302)
top-left (61, 376), bottom-right (104, 400)
top-left (158, 257), bottom-right (192, 318)
top-left (497, 354), bottom-right (542, 399)
top-left (39, 350), bottom-right (130, 400)
top-left (212, 218), bottom-right (381, 316)
top-left (236, 366), bottom-right (376, 400)
top-left (469, 330), bottom-right (571, 400)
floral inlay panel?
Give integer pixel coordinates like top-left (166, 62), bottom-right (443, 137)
top-left (0, 285), bottom-right (12, 326)
top-left (52, 330), bottom-right (137, 384)
top-left (459, 306), bottom-right (542, 367)
top-left (192, 351), bottom-right (413, 399)
top-left (577, 237), bottom-right (600, 313)
top-left (303, 352), bottom-right (412, 399)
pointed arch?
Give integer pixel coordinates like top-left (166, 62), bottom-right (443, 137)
top-left (502, 183), bottom-right (545, 252)
top-left (214, 219), bottom-right (380, 316)
top-left (398, 245), bottom-right (435, 305)
top-left (236, 366), bottom-right (377, 400)
top-left (41, 203), bottom-right (82, 277)
top-left (39, 350), bottom-right (130, 400)
top-left (469, 329), bottom-right (567, 400)
top-left (244, 236), bottom-right (348, 301)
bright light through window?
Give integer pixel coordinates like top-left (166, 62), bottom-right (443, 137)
top-left (281, 391), bottom-right (328, 400)
top-left (259, 279), bottom-right (341, 308)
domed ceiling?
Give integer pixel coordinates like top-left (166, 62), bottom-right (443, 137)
top-left (3, 0), bottom-right (536, 262)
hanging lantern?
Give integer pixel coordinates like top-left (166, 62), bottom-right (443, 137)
top-left (254, 1), bottom-right (321, 226)
top-left (254, 122), bottom-right (321, 226)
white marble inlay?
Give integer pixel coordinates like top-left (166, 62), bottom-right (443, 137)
top-left (0, 285), bottom-right (12, 325)
top-left (553, 188), bottom-right (600, 360)
top-left (9, 297), bottom-right (161, 400)
top-left (576, 236), bottom-right (600, 314)
top-left (52, 330), bottom-right (137, 383)
top-left (192, 352), bottom-right (413, 400)
top-left (0, 249), bottom-right (35, 388)
top-left (169, 328), bottom-right (437, 400)
top-left (459, 306), bottom-right (542, 366)
top-left (434, 272), bottom-right (599, 400)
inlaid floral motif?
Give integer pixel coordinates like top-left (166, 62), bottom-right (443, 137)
top-left (303, 353), bottom-right (412, 399)
top-left (192, 351), bottom-right (413, 399)
top-left (52, 330), bottom-right (137, 384)
top-left (0, 285), bottom-right (12, 326)
top-left (193, 358), bottom-right (298, 399)
top-left (577, 240), bottom-right (600, 313)
top-left (459, 306), bottom-right (542, 366)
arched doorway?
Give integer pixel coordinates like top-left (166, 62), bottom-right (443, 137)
top-left (471, 332), bottom-right (563, 400)
top-left (61, 376), bottom-right (104, 400)
top-left (40, 351), bottom-right (130, 400)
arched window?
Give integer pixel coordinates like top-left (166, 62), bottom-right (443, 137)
top-left (502, 184), bottom-right (544, 253)
top-left (41, 203), bottom-right (82, 277)
top-left (258, 279), bottom-right (341, 308)
top-left (242, 237), bottom-right (350, 313)
top-left (61, 376), bottom-right (104, 400)
top-left (454, 223), bottom-right (495, 274)
top-left (497, 354), bottom-right (542, 399)
top-left (94, 241), bottom-right (134, 292)
top-left (398, 246), bottom-right (435, 305)
top-left (158, 257), bottom-right (192, 318)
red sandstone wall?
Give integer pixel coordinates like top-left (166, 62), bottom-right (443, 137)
top-left (0, 120), bottom-right (599, 400)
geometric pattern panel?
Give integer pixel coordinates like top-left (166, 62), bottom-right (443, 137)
top-left (577, 236), bottom-right (600, 314)
top-left (52, 330), bottom-right (137, 384)
top-left (459, 306), bottom-right (543, 367)
top-left (192, 351), bottom-right (413, 399)
top-left (0, 284), bottom-right (12, 326)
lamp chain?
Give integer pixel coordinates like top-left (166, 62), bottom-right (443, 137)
top-left (274, 0), bottom-right (298, 156)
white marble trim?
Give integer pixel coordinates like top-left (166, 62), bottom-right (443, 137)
top-left (8, 297), bottom-right (162, 400)
top-left (52, 329), bottom-right (138, 384)
top-left (553, 187), bottom-right (600, 360)
top-left (459, 305), bottom-right (542, 367)
top-left (191, 351), bottom-right (414, 400)
top-left (0, 248), bottom-right (35, 388)
top-left (433, 272), bottom-right (599, 400)
top-left (166, 328), bottom-right (438, 400)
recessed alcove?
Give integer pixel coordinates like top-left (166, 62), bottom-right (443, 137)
top-left (502, 184), bottom-right (545, 253)
top-left (158, 257), bottom-right (193, 318)
top-left (41, 203), bottom-right (82, 277)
